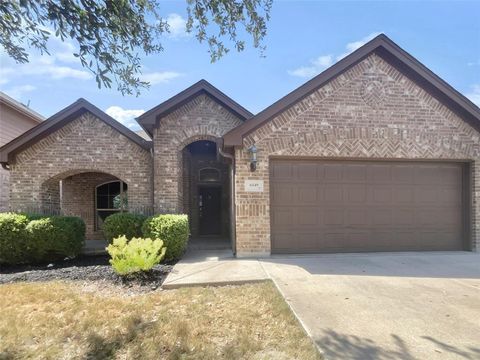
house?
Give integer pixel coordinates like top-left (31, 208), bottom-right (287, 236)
top-left (1, 34), bottom-right (479, 255)
top-left (0, 92), bottom-right (44, 212)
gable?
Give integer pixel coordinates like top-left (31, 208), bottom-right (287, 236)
top-left (13, 112), bottom-right (151, 169)
top-left (137, 79), bottom-right (253, 136)
top-left (223, 34), bottom-right (480, 147)
top-left (243, 53), bottom-right (480, 160)
top-left (0, 99), bottom-right (151, 164)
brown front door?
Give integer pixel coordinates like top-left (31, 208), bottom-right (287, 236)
top-left (270, 159), bottom-right (467, 254)
top-left (199, 186), bottom-right (222, 235)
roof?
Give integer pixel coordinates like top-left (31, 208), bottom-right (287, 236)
top-left (223, 34), bottom-right (480, 147)
top-left (137, 79), bottom-right (253, 136)
top-left (0, 91), bottom-right (45, 123)
top-left (0, 98), bottom-right (152, 164)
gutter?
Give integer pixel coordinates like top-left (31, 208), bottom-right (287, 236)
top-left (1, 163), bottom-right (9, 171)
top-left (217, 141), bottom-right (236, 255)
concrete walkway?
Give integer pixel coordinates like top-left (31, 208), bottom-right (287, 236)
top-left (162, 249), bottom-right (269, 289)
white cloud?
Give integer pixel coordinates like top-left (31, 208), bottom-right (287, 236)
top-left (0, 45), bottom-right (92, 86)
top-left (288, 55), bottom-right (333, 78)
top-left (336, 32), bottom-right (381, 61)
top-left (4, 85), bottom-right (36, 100)
top-left (142, 71), bottom-right (183, 85)
top-left (288, 32), bottom-right (382, 78)
top-left (466, 84), bottom-right (480, 106)
top-left (105, 106), bottom-right (145, 130)
top-left (467, 60), bottom-right (480, 67)
top-left (166, 13), bottom-right (191, 38)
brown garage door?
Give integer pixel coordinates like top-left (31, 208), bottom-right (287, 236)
top-left (270, 160), bottom-right (467, 253)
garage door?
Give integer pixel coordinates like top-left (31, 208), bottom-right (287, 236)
top-left (270, 160), bottom-right (466, 253)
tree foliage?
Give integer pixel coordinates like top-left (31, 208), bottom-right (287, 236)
top-left (0, 0), bottom-right (272, 95)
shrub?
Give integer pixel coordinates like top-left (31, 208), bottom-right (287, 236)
top-left (0, 213), bottom-right (85, 264)
top-left (0, 213), bottom-right (30, 264)
top-left (103, 213), bottom-right (147, 243)
top-left (27, 216), bottom-right (85, 261)
top-left (142, 214), bottom-right (189, 261)
top-left (106, 235), bottom-right (166, 275)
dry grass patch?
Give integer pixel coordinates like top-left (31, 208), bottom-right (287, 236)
top-left (0, 281), bottom-right (320, 359)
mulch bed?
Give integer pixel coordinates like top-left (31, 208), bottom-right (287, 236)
top-left (0, 255), bottom-right (174, 292)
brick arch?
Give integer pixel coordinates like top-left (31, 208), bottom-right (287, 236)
top-left (177, 134), bottom-right (221, 152)
top-left (39, 169), bottom-right (122, 216)
top-left (40, 168), bottom-right (127, 185)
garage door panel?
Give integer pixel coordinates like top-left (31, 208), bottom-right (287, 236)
top-left (346, 185), bottom-right (367, 202)
top-left (271, 160), bottom-right (466, 253)
top-left (325, 185), bottom-right (343, 202)
top-left (373, 186), bottom-right (392, 203)
top-left (324, 164), bottom-right (343, 181)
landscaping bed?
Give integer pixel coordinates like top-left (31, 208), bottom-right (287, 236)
top-left (0, 255), bottom-right (173, 292)
top-left (0, 281), bottom-right (320, 359)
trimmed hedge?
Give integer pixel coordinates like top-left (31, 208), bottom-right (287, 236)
top-left (103, 213), bottom-right (147, 243)
top-left (27, 216), bottom-right (85, 261)
top-left (0, 213), bottom-right (85, 265)
top-left (0, 213), bottom-right (30, 264)
top-left (142, 214), bottom-right (189, 261)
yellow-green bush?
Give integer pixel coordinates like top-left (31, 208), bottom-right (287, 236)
top-left (106, 236), bottom-right (166, 275)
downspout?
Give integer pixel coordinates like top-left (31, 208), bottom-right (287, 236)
top-left (217, 141), bottom-right (237, 255)
top-left (150, 146), bottom-right (155, 216)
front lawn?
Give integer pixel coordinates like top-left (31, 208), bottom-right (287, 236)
top-left (0, 281), bottom-right (320, 359)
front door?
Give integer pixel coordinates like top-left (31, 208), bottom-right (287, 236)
top-left (199, 186), bottom-right (222, 235)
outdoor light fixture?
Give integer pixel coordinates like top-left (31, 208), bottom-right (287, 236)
top-left (248, 144), bottom-right (258, 171)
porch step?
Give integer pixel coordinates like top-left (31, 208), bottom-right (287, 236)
top-left (82, 240), bottom-right (108, 255)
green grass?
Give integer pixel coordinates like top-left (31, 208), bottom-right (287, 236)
top-left (0, 281), bottom-right (320, 359)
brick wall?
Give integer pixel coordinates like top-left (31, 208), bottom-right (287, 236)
top-left (234, 53), bottom-right (480, 256)
top-left (153, 94), bottom-right (243, 213)
top-left (8, 112), bottom-right (153, 236)
top-left (62, 172), bottom-right (117, 239)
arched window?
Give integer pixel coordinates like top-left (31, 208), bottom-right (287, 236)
top-left (199, 168), bottom-right (221, 182)
top-left (95, 181), bottom-right (127, 230)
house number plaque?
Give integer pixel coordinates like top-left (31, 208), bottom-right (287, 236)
top-left (245, 180), bottom-right (264, 192)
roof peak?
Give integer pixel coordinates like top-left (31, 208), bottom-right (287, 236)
top-left (137, 79), bottom-right (253, 136)
top-left (223, 34), bottom-right (480, 146)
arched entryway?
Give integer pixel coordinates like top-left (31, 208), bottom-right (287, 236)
top-left (39, 170), bottom-right (126, 240)
top-left (181, 139), bottom-right (231, 249)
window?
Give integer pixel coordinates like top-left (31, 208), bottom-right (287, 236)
top-left (199, 168), bottom-right (221, 182)
top-left (95, 181), bottom-right (127, 230)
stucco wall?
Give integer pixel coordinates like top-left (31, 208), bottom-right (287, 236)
top-left (234, 53), bottom-right (480, 256)
top-left (9, 112), bottom-right (153, 218)
top-left (153, 94), bottom-right (243, 213)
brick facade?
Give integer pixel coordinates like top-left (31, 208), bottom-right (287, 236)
top-left (62, 172), bottom-right (118, 239)
top-left (153, 94), bottom-right (243, 213)
top-left (8, 112), bottom-right (152, 238)
top-left (234, 54), bottom-right (480, 256)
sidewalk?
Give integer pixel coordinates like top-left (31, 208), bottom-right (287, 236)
top-left (162, 249), bottom-right (269, 289)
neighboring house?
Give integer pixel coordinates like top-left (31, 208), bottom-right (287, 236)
top-left (1, 34), bottom-right (480, 255)
top-left (0, 92), bottom-right (44, 211)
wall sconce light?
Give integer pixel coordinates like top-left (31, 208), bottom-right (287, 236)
top-left (248, 144), bottom-right (257, 171)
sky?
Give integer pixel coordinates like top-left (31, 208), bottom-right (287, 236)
top-left (1, 1), bottom-right (479, 131)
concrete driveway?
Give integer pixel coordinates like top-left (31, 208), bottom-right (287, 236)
top-left (261, 252), bottom-right (480, 360)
